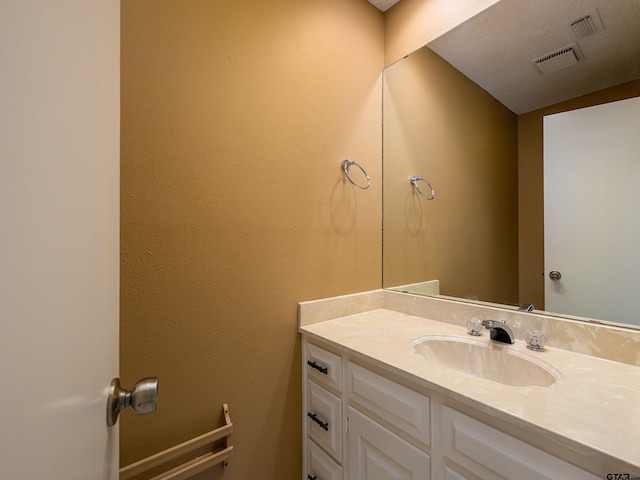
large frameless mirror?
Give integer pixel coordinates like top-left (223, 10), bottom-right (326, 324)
top-left (382, 0), bottom-right (640, 329)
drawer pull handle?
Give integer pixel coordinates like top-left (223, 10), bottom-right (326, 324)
top-left (306, 360), bottom-right (328, 375)
top-left (307, 412), bottom-right (329, 431)
top-left (307, 476), bottom-right (317, 480)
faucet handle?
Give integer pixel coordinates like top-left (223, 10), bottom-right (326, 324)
top-left (525, 329), bottom-right (547, 351)
top-left (466, 317), bottom-right (483, 336)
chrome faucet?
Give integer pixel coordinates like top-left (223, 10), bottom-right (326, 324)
top-left (481, 320), bottom-right (515, 344)
top-left (518, 303), bottom-right (534, 312)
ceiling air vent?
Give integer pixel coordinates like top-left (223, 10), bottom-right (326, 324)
top-left (570, 10), bottom-right (604, 39)
top-left (532, 44), bottom-right (581, 75)
top-left (571, 15), bottom-right (596, 38)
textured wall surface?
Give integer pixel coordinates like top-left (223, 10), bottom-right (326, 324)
top-left (383, 46), bottom-right (519, 305)
top-left (120, 1), bottom-right (383, 478)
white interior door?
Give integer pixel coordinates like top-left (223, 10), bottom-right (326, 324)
top-left (0, 1), bottom-right (120, 478)
top-left (544, 96), bottom-right (640, 326)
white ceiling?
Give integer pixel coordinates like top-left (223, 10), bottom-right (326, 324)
top-left (427, 0), bottom-right (640, 114)
top-left (368, 0), bottom-right (401, 12)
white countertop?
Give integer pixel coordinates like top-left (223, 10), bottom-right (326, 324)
top-left (300, 308), bottom-right (640, 470)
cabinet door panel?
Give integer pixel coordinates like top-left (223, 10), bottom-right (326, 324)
top-left (442, 407), bottom-right (600, 480)
top-left (348, 407), bottom-right (430, 480)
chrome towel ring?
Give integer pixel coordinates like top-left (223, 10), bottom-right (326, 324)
top-left (410, 176), bottom-right (435, 200)
top-left (341, 159), bottom-right (370, 190)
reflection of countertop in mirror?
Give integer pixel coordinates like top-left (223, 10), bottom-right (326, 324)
top-left (299, 290), bottom-right (640, 471)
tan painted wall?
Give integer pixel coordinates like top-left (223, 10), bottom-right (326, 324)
top-left (383, 0), bottom-right (499, 66)
top-left (518, 80), bottom-right (640, 309)
top-left (120, 1), bottom-right (383, 478)
top-left (383, 46), bottom-right (519, 305)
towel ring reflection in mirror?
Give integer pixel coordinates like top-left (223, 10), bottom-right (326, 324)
top-left (410, 176), bottom-right (435, 200)
top-left (342, 159), bottom-right (371, 190)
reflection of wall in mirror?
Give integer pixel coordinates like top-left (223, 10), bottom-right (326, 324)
top-left (383, 46), bottom-right (519, 306)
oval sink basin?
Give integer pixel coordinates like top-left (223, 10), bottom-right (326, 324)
top-left (410, 335), bottom-right (561, 387)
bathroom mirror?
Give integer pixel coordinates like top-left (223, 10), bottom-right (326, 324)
top-left (382, 0), bottom-right (640, 329)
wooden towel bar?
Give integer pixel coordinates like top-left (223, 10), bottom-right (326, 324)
top-left (120, 403), bottom-right (233, 480)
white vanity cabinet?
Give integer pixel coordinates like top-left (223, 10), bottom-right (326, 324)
top-left (302, 336), bottom-right (601, 480)
top-left (303, 337), bottom-right (431, 480)
top-left (304, 341), bottom-right (344, 480)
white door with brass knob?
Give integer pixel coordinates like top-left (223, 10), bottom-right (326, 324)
top-left (0, 2), bottom-right (137, 479)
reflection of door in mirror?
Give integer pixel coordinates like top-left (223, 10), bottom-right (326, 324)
top-left (544, 96), bottom-right (640, 326)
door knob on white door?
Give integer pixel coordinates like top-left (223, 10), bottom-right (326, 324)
top-left (107, 377), bottom-right (158, 426)
top-left (549, 271), bottom-right (562, 281)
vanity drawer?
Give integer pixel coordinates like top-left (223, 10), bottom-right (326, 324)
top-left (306, 342), bottom-right (343, 392)
top-left (444, 466), bottom-right (470, 480)
top-left (307, 380), bottom-right (343, 462)
top-left (347, 362), bottom-right (430, 447)
top-left (307, 439), bottom-right (343, 480)
top-left (441, 406), bottom-right (600, 480)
